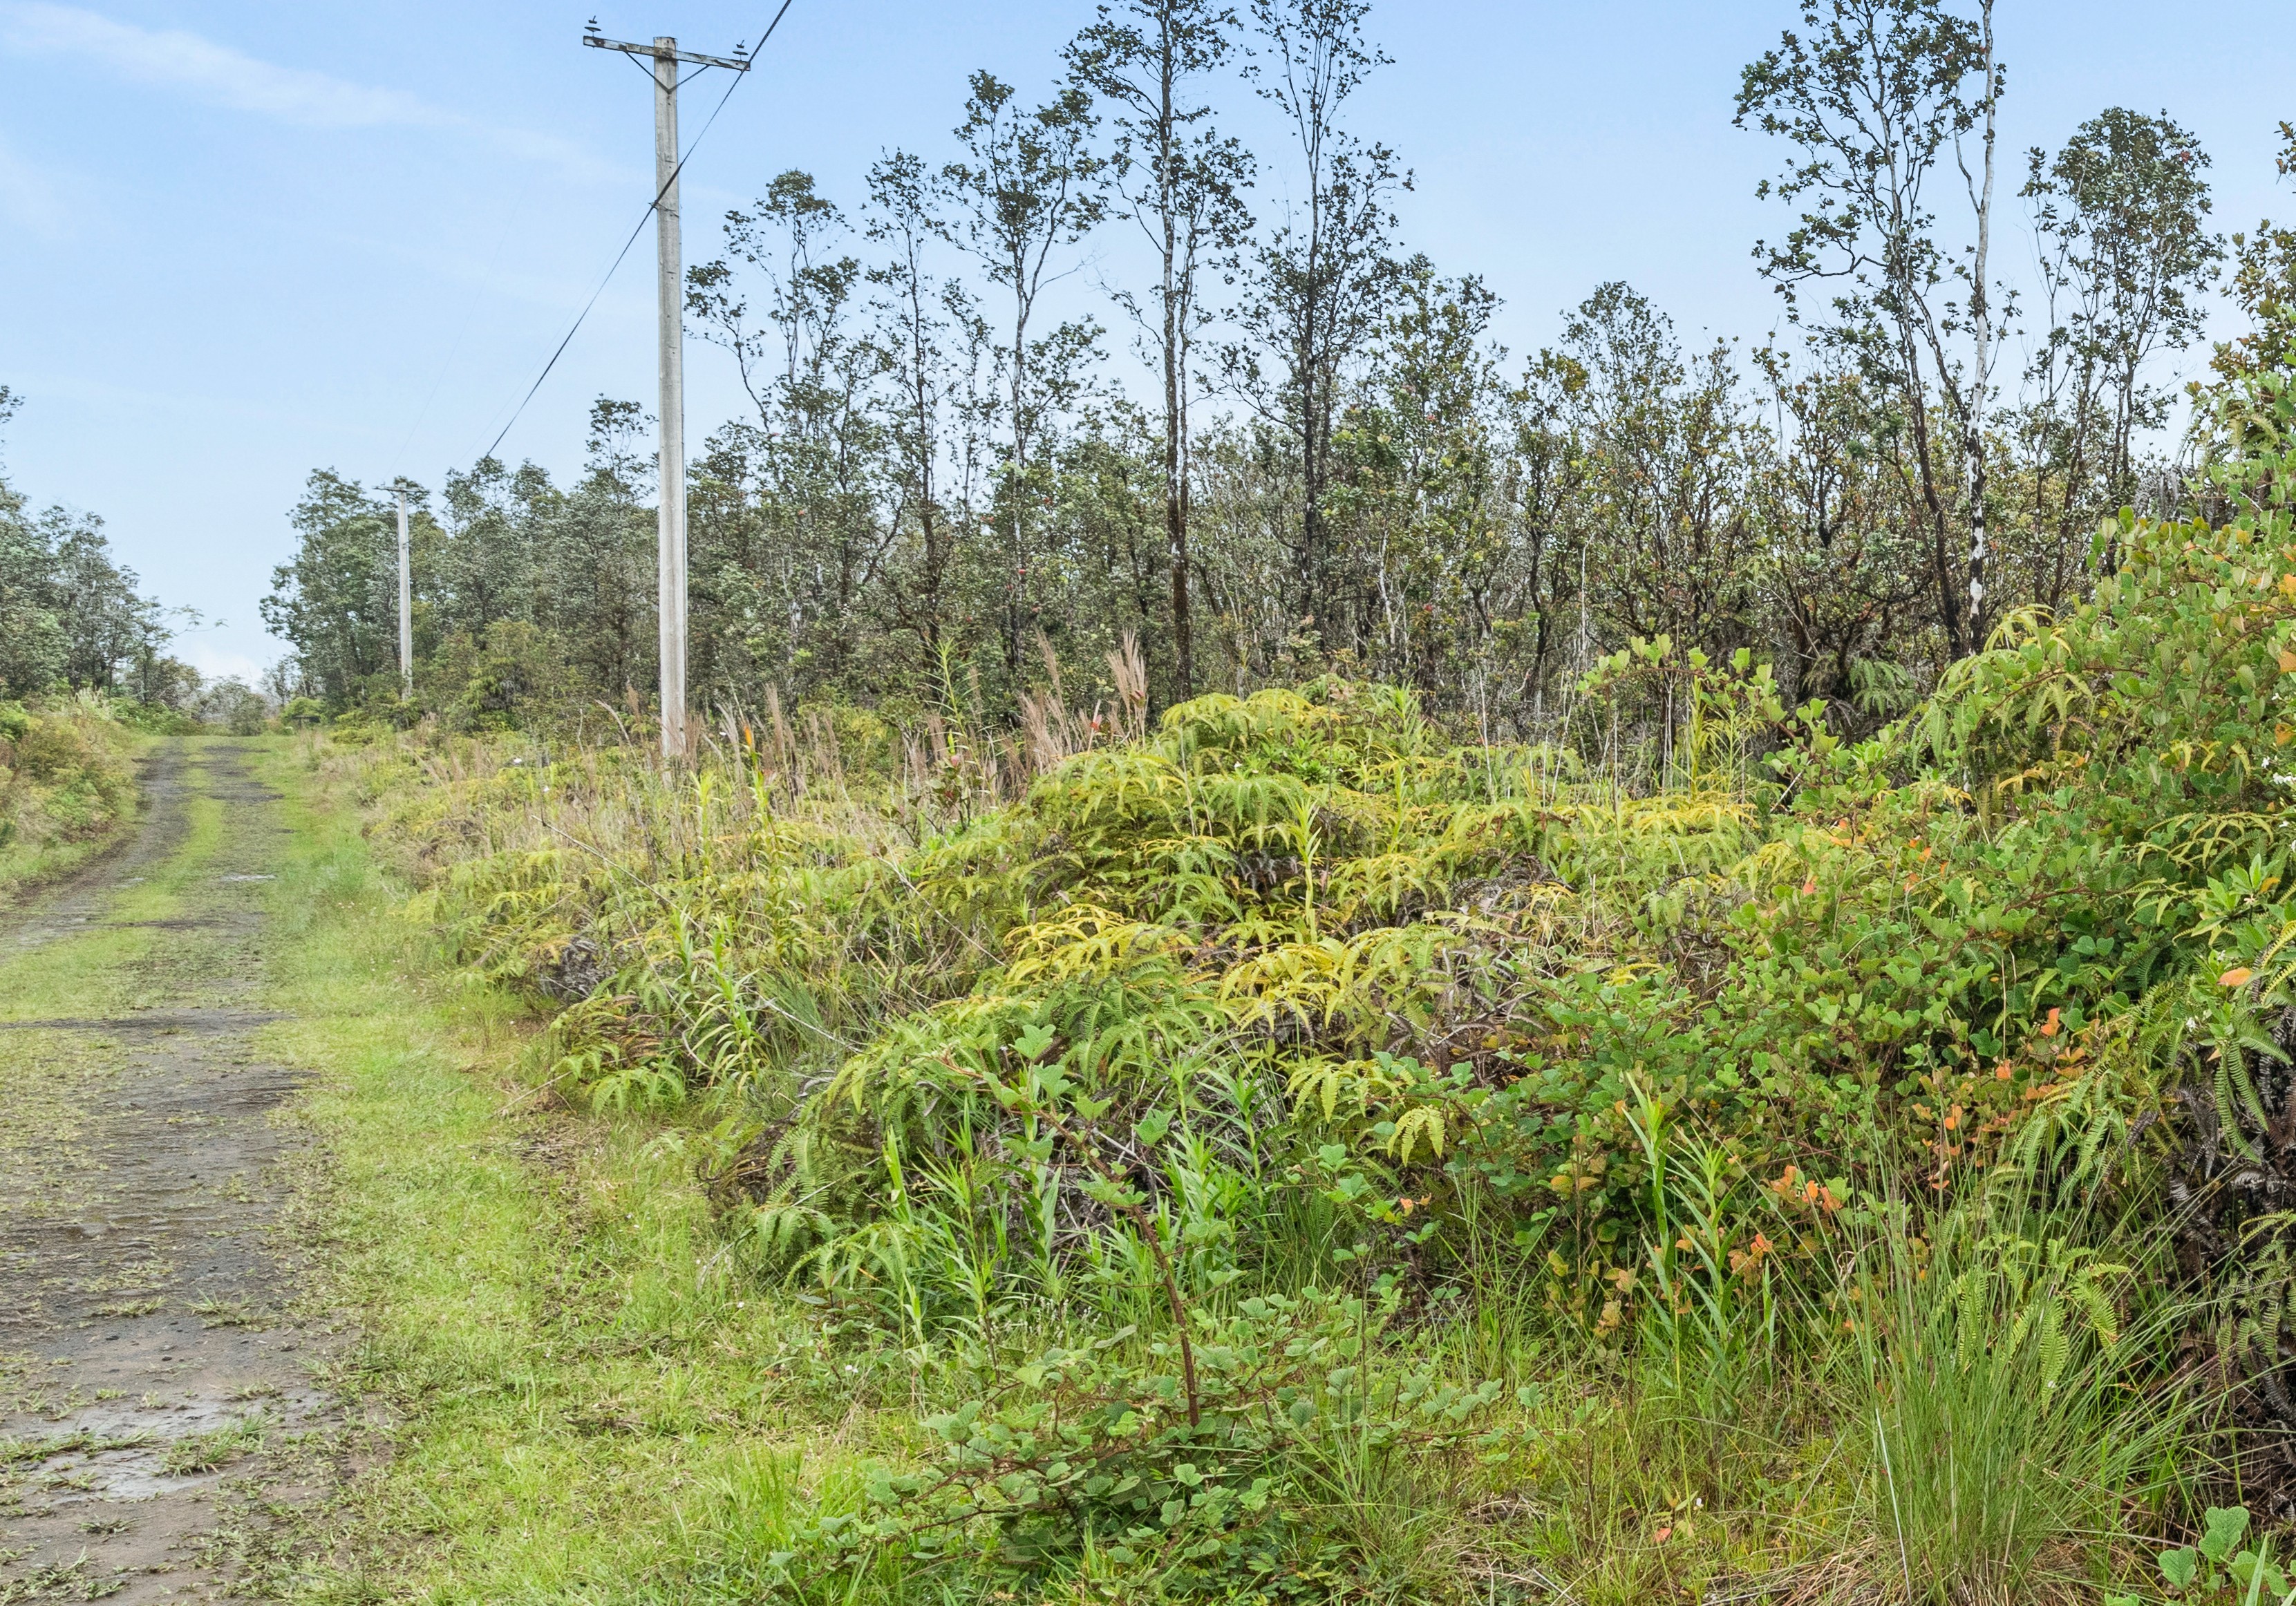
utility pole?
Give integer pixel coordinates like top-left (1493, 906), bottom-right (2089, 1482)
top-left (395, 486), bottom-right (413, 696)
top-left (583, 21), bottom-right (750, 760)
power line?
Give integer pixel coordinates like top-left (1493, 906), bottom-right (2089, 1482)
top-left (474, 203), bottom-right (654, 465)
top-left (386, 154), bottom-right (538, 480)
top-left (473, 0), bottom-right (798, 469)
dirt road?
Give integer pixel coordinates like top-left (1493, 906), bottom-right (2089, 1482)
top-left (1, 739), bottom-right (339, 1602)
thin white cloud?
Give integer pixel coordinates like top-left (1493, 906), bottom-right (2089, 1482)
top-left (1, 2), bottom-right (446, 126)
top-left (0, 3), bottom-right (606, 174)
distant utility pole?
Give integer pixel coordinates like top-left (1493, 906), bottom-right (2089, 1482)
top-left (395, 487), bottom-right (413, 696)
top-left (583, 20), bottom-right (751, 760)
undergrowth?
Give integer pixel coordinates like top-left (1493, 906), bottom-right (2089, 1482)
top-left (0, 690), bottom-right (138, 896)
top-left (325, 369), bottom-right (2296, 1600)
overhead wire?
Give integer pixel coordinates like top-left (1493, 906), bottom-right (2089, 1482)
top-left (471, 0), bottom-right (799, 468)
top-left (385, 184), bottom-right (534, 483)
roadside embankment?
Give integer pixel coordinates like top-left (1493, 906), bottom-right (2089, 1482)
top-left (0, 696), bottom-right (142, 900)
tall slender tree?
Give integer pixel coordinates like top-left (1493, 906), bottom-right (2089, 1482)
top-left (689, 173), bottom-right (854, 419)
top-left (2216, 122), bottom-right (2296, 384)
top-left (261, 471), bottom-right (401, 706)
top-left (2024, 108), bottom-right (2221, 573)
top-left (938, 74), bottom-right (1107, 682)
top-left (1230, 0), bottom-right (1402, 650)
top-left (1066, 0), bottom-right (1252, 697)
top-left (865, 150), bottom-right (974, 663)
top-left (1952, 0), bottom-right (2003, 645)
top-left (1736, 0), bottom-right (2002, 656)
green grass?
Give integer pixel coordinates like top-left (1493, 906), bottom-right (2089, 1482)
top-left (0, 819), bottom-right (123, 900)
top-left (0, 770), bottom-right (220, 1024)
top-left (161, 1416), bottom-right (268, 1477)
top-left (254, 744), bottom-right (904, 1603)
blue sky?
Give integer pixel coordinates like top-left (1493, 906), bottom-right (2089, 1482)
top-left (1, 0), bottom-right (2290, 683)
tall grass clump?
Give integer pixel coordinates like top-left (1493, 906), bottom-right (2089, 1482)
top-left (1845, 1187), bottom-right (2187, 1605)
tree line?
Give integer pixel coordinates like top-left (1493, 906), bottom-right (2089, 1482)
top-left (0, 386), bottom-right (204, 710)
top-left (263, 0), bottom-right (2296, 744)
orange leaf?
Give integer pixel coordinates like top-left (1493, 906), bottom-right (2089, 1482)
top-left (2280, 650), bottom-right (2296, 673)
top-left (2222, 967), bottom-right (2255, 988)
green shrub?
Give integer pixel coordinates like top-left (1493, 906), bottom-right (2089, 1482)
top-left (110, 697), bottom-right (198, 735)
top-left (2120, 1504), bottom-right (2293, 1604)
top-left (780, 1287), bottom-right (1506, 1597)
top-left (0, 699), bottom-right (136, 883)
top-left (346, 357), bottom-right (2296, 1604)
top-left (11, 714), bottom-right (91, 780)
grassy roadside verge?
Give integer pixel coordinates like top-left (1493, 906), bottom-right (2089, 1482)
top-left (0, 699), bottom-right (145, 902)
top-left (256, 744), bottom-right (896, 1604)
top-left (0, 753), bottom-right (216, 1023)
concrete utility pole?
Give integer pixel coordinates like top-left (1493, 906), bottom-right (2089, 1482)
top-left (395, 487), bottom-right (413, 696)
top-left (583, 22), bottom-right (750, 760)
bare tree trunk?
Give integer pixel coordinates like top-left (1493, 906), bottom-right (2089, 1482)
top-left (1298, 177), bottom-right (1328, 650)
top-left (1902, 325), bottom-right (1966, 658)
top-left (1962, 0), bottom-right (1999, 650)
top-left (1298, 316), bottom-right (1324, 641)
top-left (1160, 79), bottom-right (1193, 699)
top-left (1008, 267), bottom-right (1030, 685)
top-left (1066, 1), bottom-right (1246, 704)
top-left (1166, 314), bottom-right (1192, 697)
